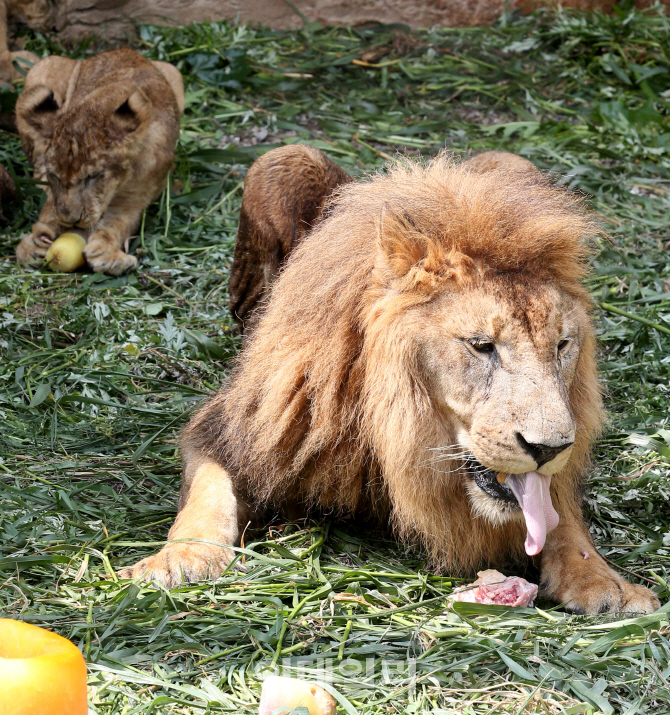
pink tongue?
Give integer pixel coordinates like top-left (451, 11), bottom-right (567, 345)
top-left (508, 472), bottom-right (559, 556)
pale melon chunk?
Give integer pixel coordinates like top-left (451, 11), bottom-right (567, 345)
top-left (259, 676), bottom-right (336, 715)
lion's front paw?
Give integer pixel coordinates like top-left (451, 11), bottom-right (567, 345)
top-left (16, 232), bottom-right (54, 266)
top-left (118, 543), bottom-right (236, 588)
top-left (547, 568), bottom-right (659, 615)
top-left (85, 239), bottom-right (138, 276)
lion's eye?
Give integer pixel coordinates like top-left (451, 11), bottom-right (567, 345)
top-left (46, 171), bottom-right (59, 185)
top-left (467, 339), bottom-right (496, 356)
top-left (84, 172), bottom-right (101, 186)
top-left (557, 338), bottom-right (572, 357)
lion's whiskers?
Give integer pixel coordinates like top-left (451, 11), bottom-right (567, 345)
top-left (422, 455), bottom-right (468, 467)
top-left (420, 444), bottom-right (471, 468)
top-left (427, 463), bottom-right (470, 476)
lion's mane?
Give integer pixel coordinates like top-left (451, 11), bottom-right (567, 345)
top-left (184, 154), bottom-right (604, 572)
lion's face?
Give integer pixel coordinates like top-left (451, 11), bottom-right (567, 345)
top-left (45, 153), bottom-right (125, 230)
top-left (415, 275), bottom-right (587, 526)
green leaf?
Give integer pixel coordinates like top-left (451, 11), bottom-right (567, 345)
top-left (143, 302), bottom-right (164, 316)
top-left (498, 651), bottom-right (537, 683)
top-left (184, 329), bottom-right (227, 360)
top-left (570, 680), bottom-right (614, 715)
top-left (29, 383), bottom-right (52, 408)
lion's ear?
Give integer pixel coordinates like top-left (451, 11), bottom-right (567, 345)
top-left (16, 84), bottom-right (61, 139)
top-left (377, 206), bottom-right (477, 290)
top-left (111, 88), bottom-right (154, 135)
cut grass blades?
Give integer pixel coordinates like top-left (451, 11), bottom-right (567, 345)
top-left (2, 3), bottom-right (670, 713)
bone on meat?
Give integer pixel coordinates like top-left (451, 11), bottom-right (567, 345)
top-left (449, 569), bottom-right (538, 607)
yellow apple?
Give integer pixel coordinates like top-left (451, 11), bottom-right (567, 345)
top-left (45, 233), bottom-right (86, 272)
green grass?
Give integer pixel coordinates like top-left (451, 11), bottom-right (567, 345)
top-left (2, 4), bottom-right (670, 713)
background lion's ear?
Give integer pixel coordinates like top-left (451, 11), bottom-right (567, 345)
top-left (111, 88), bottom-right (154, 134)
top-left (16, 84), bottom-right (61, 139)
top-left (377, 206), bottom-right (477, 290)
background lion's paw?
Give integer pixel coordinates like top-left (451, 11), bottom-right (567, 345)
top-left (0, 51), bottom-right (41, 83)
top-left (85, 242), bottom-right (138, 276)
top-left (558, 572), bottom-right (659, 615)
top-left (118, 544), bottom-right (234, 588)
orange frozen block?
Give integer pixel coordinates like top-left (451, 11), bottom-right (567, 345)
top-left (0, 618), bottom-right (87, 715)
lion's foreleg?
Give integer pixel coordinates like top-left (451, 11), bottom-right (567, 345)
top-left (540, 508), bottom-right (659, 614)
top-left (0, 1), bottom-right (11, 84)
top-left (119, 458), bottom-right (240, 588)
top-left (0, 1), bottom-right (8, 56)
top-left (84, 205), bottom-right (141, 275)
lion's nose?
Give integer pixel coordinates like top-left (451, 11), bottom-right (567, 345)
top-left (516, 433), bottom-right (574, 468)
top-left (57, 209), bottom-right (82, 226)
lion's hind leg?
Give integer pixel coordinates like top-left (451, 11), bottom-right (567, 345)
top-left (463, 150), bottom-right (539, 176)
top-left (228, 144), bottom-right (352, 334)
top-left (119, 460), bottom-right (240, 588)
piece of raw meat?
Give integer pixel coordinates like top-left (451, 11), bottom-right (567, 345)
top-left (259, 676), bottom-right (336, 715)
top-left (449, 569), bottom-right (538, 607)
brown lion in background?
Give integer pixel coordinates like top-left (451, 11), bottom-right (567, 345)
top-left (0, 0), bottom-right (64, 84)
top-left (122, 146), bottom-right (659, 615)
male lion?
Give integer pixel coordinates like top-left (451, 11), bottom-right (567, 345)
top-left (122, 147), bottom-right (659, 615)
top-left (15, 47), bottom-right (184, 275)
